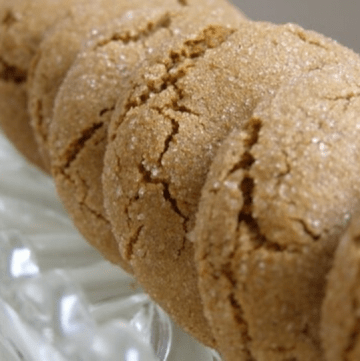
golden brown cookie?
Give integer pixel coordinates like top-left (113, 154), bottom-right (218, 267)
top-left (0, 0), bottom-right (83, 171)
top-left (51, 1), bottom-right (246, 345)
top-left (103, 21), bottom-right (354, 351)
top-left (321, 213), bottom-right (360, 361)
top-left (49, 5), bottom-right (193, 270)
top-left (194, 62), bottom-right (360, 361)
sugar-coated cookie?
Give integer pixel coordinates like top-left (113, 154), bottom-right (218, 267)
top-left (49, 6), bottom-right (181, 272)
top-left (103, 20), bottom-right (356, 353)
top-left (321, 213), bottom-right (360, 361)
top-left (51, 1), bottom-right (246, 346)
top-left (194, 62), bottom-right (360, 361)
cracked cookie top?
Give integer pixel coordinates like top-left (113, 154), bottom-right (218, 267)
top-left (49, 1), bottom-right (245, 346)
top-left (194, 62), bottom-right (360, 361)
top-left (321, 212), bottom-right (360, 361)
top-left (102, 20), bottom-right (357, 353)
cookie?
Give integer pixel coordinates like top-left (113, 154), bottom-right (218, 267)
top-left (0, 0), bottom-right (83, 171)
top-left (194, 62), bottom-right (360, 361)
top-left (50, 1), bottom-right (246, 345)
top-left (103, 20), bottom-right (354, 352)
top-left (321, 213), bottom-right (360, 361)
top-left (49, 5), bottom-right (186, 270)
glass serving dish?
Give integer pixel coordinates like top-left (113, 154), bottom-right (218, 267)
top-left (0, 130), bottom-right (221, 361)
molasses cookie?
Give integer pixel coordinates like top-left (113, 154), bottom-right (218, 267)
top-left (50, 2), bottom-right (246, 345)
top-left (321, 212), bottom-right (360, 361)
top-left (0, 0), bottom-right (82, 171)
top-left (194, 64), bottom-right (360, 361)
top-left (103, 21), bottom-right (356, 352)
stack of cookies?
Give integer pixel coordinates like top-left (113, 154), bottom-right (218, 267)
top-left (1, 0), bottom-right (360, 360)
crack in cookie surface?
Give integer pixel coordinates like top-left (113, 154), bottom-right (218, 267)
top-left (62, 122), bottom-right (104, 170)
top-left (224, 118), bottom-right (288, 253)
top-left (99, 106), bottom-right (115, 117)
top-left (137, 161), bottom-right (188, 221)
top-left (219, 257), bottom-right (256, 361)
top-left (115, 25), bottom-right (235, 130)
top-left (0, 56), bottom-right (26, 83)
top-left (96, 12), bottom-right (172, 49)
top-left (2, 9), bottom-right (17, 27)
top-left (229, 293), bottom-right (257, 361)
top-left (158, 115), bottom-right (179, 165)
top-left (127, 225), bottom-right (145, 259)
top-left (55, 123), bottom-right (105, 213)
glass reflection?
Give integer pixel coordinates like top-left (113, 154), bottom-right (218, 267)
top-left (126, 348), bottom-right (140, 361)
top-left (0, 231), bottom-right (39, 283)
top-left (10, 248), bottom-right (39, 278)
